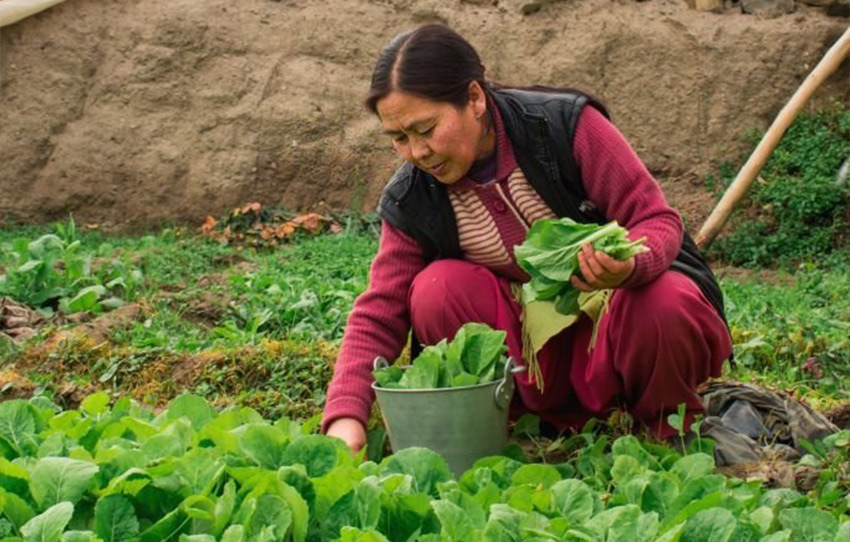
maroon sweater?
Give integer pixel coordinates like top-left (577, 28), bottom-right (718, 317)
top-left (321, 106), bottom-right (684, 432)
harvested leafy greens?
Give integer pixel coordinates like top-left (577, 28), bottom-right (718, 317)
top-left (515, 218), bottom-right (649, 316)
top-left (373, 322), bottom-right (508, 389)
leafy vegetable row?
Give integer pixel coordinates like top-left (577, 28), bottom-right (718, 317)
top-left (0, 394), bottom-right (846, 542)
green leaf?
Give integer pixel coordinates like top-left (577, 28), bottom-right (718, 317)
top-left (585, 504), bottom-right (641, 542)
top-left (137, 506), bottom-right (190, 542)
top-left (178, 536), bottom-right (215, 542)
top-left (29, 458), bottom-right (99, 509)
top-left (612, 436), bottom-right (657, 468)
top-left (777, 507), bottom-right (838, 542)
top-left (450, 372), bottom-right (479, 387)
top-left (174, 448), bottom-right (223, 495)
top-left (212, 481), bottom-right (237, 537)
top-left (0, 401), bottom-right (41, 458)
top-left (66, 286), bottom-right (106, 313)
top-left (321, 481), bottom-right (382, 541)
top-left (0, 489), bottom-right (35, 530)
top-left (653, 523), bottom-right (685, 542)
top-left (276, 480), bottom-right (309, 542)
top-left (398, 348), bottom-right (442, 389)
top-left (16, 261), bottom-right (43, 274)
top-left (380, 448), bottom-right (452, 497)
top-left (220, 525), bottom-right (244, 542)
top-left (482, 504), bottom-right (525, 542)
top-left (668, 478), bottom-right (726, 523)
top-left (246, 495), bottom-right (292, 540)
top-left (312, 466), bottom-right (364, 518)
top-left (431, 500), bottom-right (478, 542)
top-left (239, 425), bottom-right (289, 470)
top-left (461, 324), bottom-right (506, 378)
top-left (62, 532), bottom-right (104, 542)
top-left (94, 495), bottom-right (139, 542)
top-left (277, 467), bottom-right (315, 511)
top-left (513, 415), bottom-right (540, 438)
top-left (670, 454), bottom-right (715, 486)
top-left (338, 526), bottom-right (392, 542)
top-left (550, 479), bottom-right (594, 524)
top-left (510, 464), bottom-right (561, 489)
top-left (165, 395), bottom-right (215, 432)
top-left (282, 435), bottom-right (338, 478)
top-left (642, 472), bottom-right (680, 518)
top-left (373, 366), bottom-right (404, 388)
top-left (681, 508), bottom-right (736, 542)
top-left (758, 532), bottom-right (791, 542)
top-left (80, 394), bottom-right (111, 417)
top-left (20, 502), bottom-right (73, 542)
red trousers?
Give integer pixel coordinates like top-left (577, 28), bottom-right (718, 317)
top-left (408, 260), bottom-right (732, 437)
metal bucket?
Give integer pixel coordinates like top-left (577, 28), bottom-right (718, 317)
top-left (372, 357), bottom-right (523, 476)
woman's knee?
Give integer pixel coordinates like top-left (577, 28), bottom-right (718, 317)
top-left (408, 259), bottom-right (501, 341)
top-left (612, 272), bottom-right (698, 331)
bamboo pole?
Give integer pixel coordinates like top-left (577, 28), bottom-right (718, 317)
top-left (696, 27), bottom-right (850, 249)
top-left (0, 0), bottom-right (70, 28)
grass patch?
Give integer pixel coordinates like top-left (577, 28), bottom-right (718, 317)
top-left (719, 265), bottom-right (850, 407)
top-left (1, 218), bottom-right (847, 409)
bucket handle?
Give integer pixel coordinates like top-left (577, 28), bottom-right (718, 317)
top-left (374, 356), bottom-right (390, 372)
top-left (495, 358), bottom-right (525, 410)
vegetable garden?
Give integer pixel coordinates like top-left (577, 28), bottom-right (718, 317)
top-left (0, 103), bottom-right (848, 542)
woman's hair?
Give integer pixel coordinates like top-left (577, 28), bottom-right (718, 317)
top-left (365, 24), bottom-right (486, 114)
top-left (365, 24), bottom-right (608, 117)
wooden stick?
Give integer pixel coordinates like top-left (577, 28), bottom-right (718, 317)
top-left (696, 27), bottom-right (850, 249)
top-left (0, 0), bottom-right (69, 28)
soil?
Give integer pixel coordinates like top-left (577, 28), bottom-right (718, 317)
top-left (0, 0), bottom-right (847, 230)
top-left (826, 402), bottom-right (850, 429)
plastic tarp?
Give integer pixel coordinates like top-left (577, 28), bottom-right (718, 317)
top-left (0, 0), bottom-right (69, 28)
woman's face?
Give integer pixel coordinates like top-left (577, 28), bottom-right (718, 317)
top-left (376, 82), bottom-right (490, 185)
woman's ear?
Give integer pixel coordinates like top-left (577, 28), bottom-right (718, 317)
top-left (468, 80), bottom-right (487, 119)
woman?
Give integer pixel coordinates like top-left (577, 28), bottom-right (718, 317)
top-left (323, 24), bottom-right (732, 452)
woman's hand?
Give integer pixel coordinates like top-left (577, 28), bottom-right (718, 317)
top-left (572, 243), bottom-right (635, 291)
top-left (325, 417), bottom-right (367, 453)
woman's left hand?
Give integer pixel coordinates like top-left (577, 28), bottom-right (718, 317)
top-left (572, 243), bottom-right (635, 291)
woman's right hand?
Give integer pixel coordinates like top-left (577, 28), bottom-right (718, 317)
top-left (325, 417), bottom-right (367, 453)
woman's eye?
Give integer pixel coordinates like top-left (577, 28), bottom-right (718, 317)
top-left (393, 134), bottom-right (408, 143)
top-left (420, 126), bottom-right (434, 136)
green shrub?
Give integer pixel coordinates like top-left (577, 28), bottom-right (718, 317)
top-left (711, 102), bottom-right (850, 267)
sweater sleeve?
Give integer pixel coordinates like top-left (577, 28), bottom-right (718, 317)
top-left (572, 106), bottom-right (683, 288)
top-left (321, 221), bottom-right (427, 432)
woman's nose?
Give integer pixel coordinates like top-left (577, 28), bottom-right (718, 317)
top-left (410, 137), bottom-right (432, 162)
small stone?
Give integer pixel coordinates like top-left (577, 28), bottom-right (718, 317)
top-left (826, 0), bottom-right (849, 16)
top-left (521, 2), bottom-right (543, 14)
top-left (741, 0), bottom-right (795, 16)
top-left (695, 0), bottom-right (726, 11)
top-left (520, 0), bottom-right (565, 15)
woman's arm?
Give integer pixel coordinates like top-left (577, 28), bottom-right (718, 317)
top-left (321, 221), bottom-right (426, 438)
top-left (572, 106), bottom-right (684, 288)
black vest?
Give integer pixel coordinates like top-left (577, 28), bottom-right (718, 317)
top-left (377, 88), bottom-right (728, 327)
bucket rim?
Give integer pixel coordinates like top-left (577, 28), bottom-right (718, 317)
top-left (371, 378), bottom-right (501, 394)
